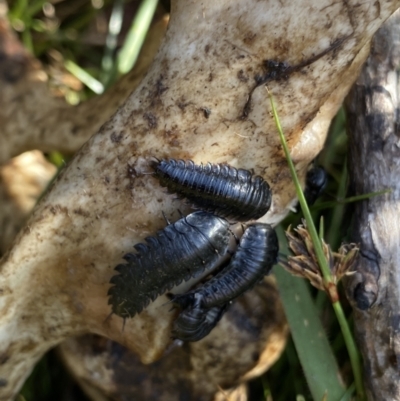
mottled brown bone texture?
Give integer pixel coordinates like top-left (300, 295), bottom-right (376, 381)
top-left (0, 0), bottom-right (399, 400)
top-left (346, 9), bottom-right (400, 401)
top-left (60, 279), bottom-right (287, 401)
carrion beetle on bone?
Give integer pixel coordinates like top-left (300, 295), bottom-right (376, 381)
top-left (151, 158), bottom-right (272, 222)
top-left (108, 159), bottom-right (279, 341)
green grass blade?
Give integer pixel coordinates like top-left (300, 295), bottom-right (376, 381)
top-left (269, 91), bottom-right (365, 400)
top-left (9, 0), bottom-right (28, 20)
top-left (339, 383), bottom-right (356, 401)
top-left (268, 90), bottom-right (332, 282)
top-left (117, 0), bottom-right (158, 75)
top-left (326, 162), bottom-right (348, 249)
top-left (310, 188), bottom-right (390, 212)
top-left (275, 227), bottom-right (346, 401)
top-left (27, 0), bottom-right (49, 18)
top-left (101, 0), bottom-right (124, 85)
top-left (21, 28), bottom-right (33, 53)
top-left (9, 0), bottom-right (34, 52)
top-left (64, 60), bottom-right (104, 94)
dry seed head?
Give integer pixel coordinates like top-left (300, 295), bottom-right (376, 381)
top-left (281, 222), bottom-right (359, 293)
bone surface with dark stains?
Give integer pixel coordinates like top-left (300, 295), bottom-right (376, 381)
top-left (60, 279), bottom-right (288, 401)
top-left (0, 0), bottom-right (399, 399)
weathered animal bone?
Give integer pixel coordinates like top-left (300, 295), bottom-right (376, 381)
top-left (59, 278), bottom-right (288, 401)
top-left (0, 154), bottom-right (288, 400)
top-left (0, 154), bottom-right (288, 399)
top-left (0, 0), bottom-right (399, 399)
top-left (346, 9), bottom-right (400, 400)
